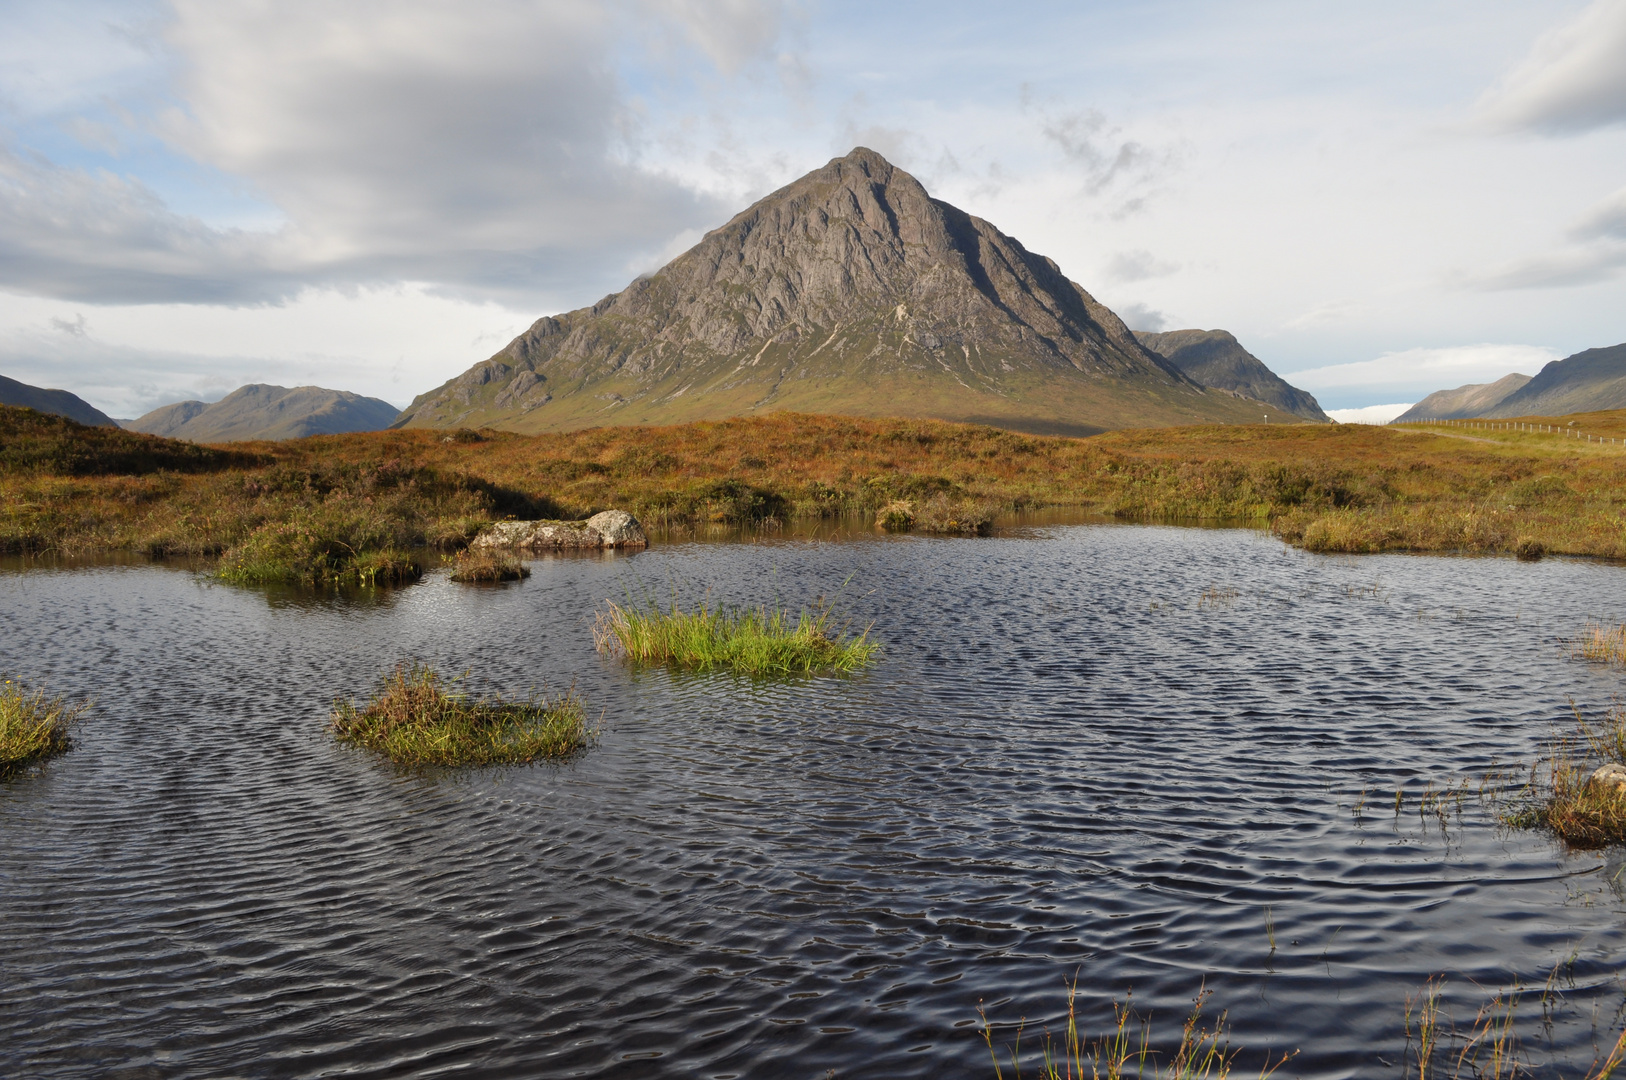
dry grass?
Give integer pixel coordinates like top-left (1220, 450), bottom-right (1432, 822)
top-left (1573, 625), bottom-right (1626, 666)
top-left (8, 404), bottom-right (1626, 566)
top-left (1502, 702), bottom-right (1626, 849)
top-left (593, 597), bottom-right (878, 675)
top-left (0, 678), bottom-right (90, 777)
top-left (448, 549), bottom-right (530, 583)
top-left (331, 663), bottom-right (590, 767)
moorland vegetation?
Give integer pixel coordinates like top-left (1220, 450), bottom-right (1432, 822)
top-left (331, 663), bottom-right (590, 767)
top-left (4, 405), bottom-right (1626, 584)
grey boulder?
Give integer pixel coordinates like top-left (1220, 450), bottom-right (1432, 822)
top-left (470, 511), bottom-right (648, 550)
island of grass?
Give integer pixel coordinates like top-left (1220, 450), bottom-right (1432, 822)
top-left (449, 549), bottom-right (530, 583)
top-left (332, 663), bottom-right (590, 767)
top-left (1, 679), bottom-right (89, 778)
top-left (594, 599), bottom-right (878, 675)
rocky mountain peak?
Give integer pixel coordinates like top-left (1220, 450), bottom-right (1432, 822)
top-left (397, 149), bottom-right (1301, 435)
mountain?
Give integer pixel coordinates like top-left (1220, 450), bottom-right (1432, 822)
top-left (125, 384), bottom-right (402, 442)
top-left (1392, 373), bottom-right (1532, 422)
top-left (0, 373), bottom-right (117, 427)
top-left (1132, 329), bottom-right (1328, 422)
top-left (126, 399), bottom-right (210, 437)
top-left (1483, 344), bottom-right (1626, 418)
top-left (395, 148), bottom-right (1302, 437)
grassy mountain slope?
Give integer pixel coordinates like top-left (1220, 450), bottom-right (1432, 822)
top-left (1393, 373), bottom-right (1533, 422)
top-left (0, 374), bottom-right (117, 428)
top-left (128, 384), bottom-right (402, 442)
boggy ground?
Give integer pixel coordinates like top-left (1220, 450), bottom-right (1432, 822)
top-left (4, 405), bottom-right (1625, 575)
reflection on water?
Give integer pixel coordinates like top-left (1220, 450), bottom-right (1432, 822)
top-left (3, 524), bottom-right (1626, 1078)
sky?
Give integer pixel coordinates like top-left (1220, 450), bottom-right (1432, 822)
top-left (0, 1), bottom-right (1623, 421)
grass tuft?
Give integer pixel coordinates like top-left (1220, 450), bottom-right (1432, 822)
top-left (449, 549), bottom-right (530, 583)
top-left (331, 663), bottom-right (591, 767)
top-left (1, 678), bottom-right (90, 777)
top-left (1503, 701), bottom-right (1626, 849)
top-left (593, 598), bottom-right (878, 675)
top-left (1572, 624), bottom-right (1626, 666)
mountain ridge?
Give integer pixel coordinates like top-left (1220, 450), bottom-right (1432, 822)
top-left (1484, 344), bottom-right (1626, 418)
top-left (1132, 329), bottom-right (1328, 422)
top-left (1392, 373), bottom-right (1533, 422)
top-left (0, 374), bottom-right (118, 428)
top-left (126, 384), bottom-right (402, 442)
top-left (394, 148), bottom-right (1302, 436)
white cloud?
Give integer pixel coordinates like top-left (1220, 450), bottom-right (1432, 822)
top-left (1327, 403), bottom-right (1414, 425)
top-left (0, 284), bottom-right (534, 416)
top-left (1286, 344), bottom-right (1560, 398)
top-left (1478, 0), bottom-right (1626, 133)
top-left (0, 0), bottom-right (792, 307)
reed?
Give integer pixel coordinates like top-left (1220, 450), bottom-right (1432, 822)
top-left (449, 549), bottom-right (530, 583)
top-left (1572, 624), bottom-right (1626, 667)
top-left (331, 663), bottom-right (590, 767)
top-left (978, 979), bottom-right (1295, 1080)
top-left (593, 598), bottom-right (878, 675)
top-left (0, 678), bottom-right (90, 777)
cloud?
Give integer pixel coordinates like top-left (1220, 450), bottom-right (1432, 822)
top-left (0, 0), bottom-right (789, 308)
top-left (1462, 183), bottom-right (1626, 289)
top-left (1478, 0), bottom-right (1626, 133)
top-left (1285, 343), bottom-right (1560, 397)
top-left (1326, 403), bottom-right (1414, 425)
top-left (1112, 301), bottom-right (1169, 332)
top-left (1104, 249), bottom-right (1179, 284)
top-left (1574, 183), bottom-right (1626, 240)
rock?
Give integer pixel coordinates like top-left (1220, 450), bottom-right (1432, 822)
top-left (470, 511), bottom-right (647, 551)
top-left (1588, 763), bottom-right (1626, 795)
top-left (585, 510), bottom-right (647, 547)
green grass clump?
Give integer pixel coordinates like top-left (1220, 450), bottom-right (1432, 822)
top-left (449, 549), bottom-right (530, 582)
top-left (331, 663), bottom-right (590, 767)
top-left (1, 679), bottom-right (89, 777)
top-left (593, 599), bottom-right (878, 675)
top-left (217, 508), bottom-right (423, 587)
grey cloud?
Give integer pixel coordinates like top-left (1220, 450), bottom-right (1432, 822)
top-left (1478, 0), bottom-right (1626, 133)
top-left (1037, 107), bottom-right (1156, 195)
top-left (0, 0), bottom-right (779, 308)
top-left (1113, 302), bottom-right (1169, 333)
top-left (1467, 184), bottom-right (1626, 289)
top-left (1573, 185), bottom-right (1626, 240)
top-left (1105, 249), bottom-right (1179, 284)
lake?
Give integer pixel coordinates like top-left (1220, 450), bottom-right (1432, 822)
top-left (3, 522), bottom-right (1624, 1078)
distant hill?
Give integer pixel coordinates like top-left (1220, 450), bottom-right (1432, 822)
top-left (394, 147), bottom-right (1302, 437)
top-left (125, 384), bottom-right (402, 442)
top-left (1484, 344), bottom-right (1626, 418)
top-left (127, 400), bottom-right (210, 437)
top-left (1392, 373), bottom-right (1532, 422)
top-left (1132, 329), bottom-right (1328, 422)
top-left (0, 373), bottom-right (117, 427)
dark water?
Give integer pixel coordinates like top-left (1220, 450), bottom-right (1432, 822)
top-left (4, 524), bottom-right (1626, 1079)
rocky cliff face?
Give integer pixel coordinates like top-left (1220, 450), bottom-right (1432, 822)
top-left (126, 385), bottom-right (402, 442)
top-left (1392, 374), bottom-right (1533, 422)
top-left (1132, 329), bottom-right (1328, 422)
top-left (396, 148), bottom-right (1301, 436)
